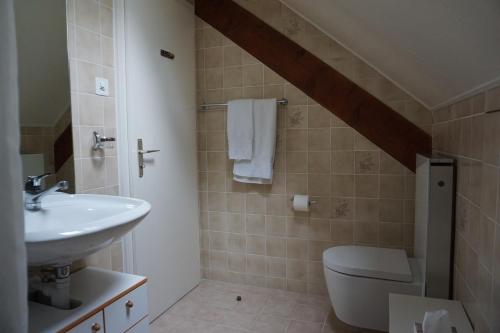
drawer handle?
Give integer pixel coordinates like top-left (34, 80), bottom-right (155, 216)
top-left (91, 323), bottom-right (101, 332)
top-left (125, 300), bottom-right (134, 309)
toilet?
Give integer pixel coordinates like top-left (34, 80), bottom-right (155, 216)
top-left (323, 245), bottom-right (422, 332)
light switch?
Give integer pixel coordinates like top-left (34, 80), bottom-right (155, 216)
top-left (95, 77), bottom-right (109, 96)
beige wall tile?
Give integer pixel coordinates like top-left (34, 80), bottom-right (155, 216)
top-left (77, 61), bottom-right (101, 94)
top-left (195, 6), bottom-right (433, 300)
top-left (354, 222), bottom-right (378, 244)
top-left (76, 28), bottom-right (100, 63)
top-left (286, 152), bottom-right (307, 173)
top-left (433, 88), bottom-right (500, 330)
top-left (228, 252), bottom-right (245, 272)
top-left (308, 152), bottom-right (330, 174)
top-left (355, 198), bottom-right (379, 222)
top-left (205, 47), bottom-right (223, 68)
top-left (243, 64), bottom-right (263, 86)
top-left (206, 68), bottom-right (223, 89)
top-left (204, 28), bottom-right (224, 47)
top-left (331, 127), bottom-right (354, 151)
top-left (287, 106), bottom-right (308, 129)
top-left (246, 214), bottom-right (266, 235)
top-left (267, 257), bottom-right (285, 277)
top-left (307, 128), bottom-right (330, 152)
top-left (355, 175), bottom-right (379, 198)
top-left (331, 197), bottom-right (353, 220)
top-left (355, 151), bottom-right (379, 174)
top-left (223, 46), bottom-right (242, 67)
top-left (332, 151), bottom-right (354, 174)
top-left (286, 129), bottom-right (308, 151)
top-left (286, 259), bottom-right (307, 281)
top-left (266, 216), bottom-right (286, 236)
top-left (286, 239), bottom-right (307, 260)
top-left (223, 66), bottom-right (243, 88)
top-left (308, 105), bottom-right (330, 128)
top-left (247, 235), bottom-right (266, 255)
top-left (81, 158), bottom-right (105, 191)
top-left (78, 94), bottom-right (104, 126)
top-left (285, 173), bottom-right (307, 194)
top-left (99, 5), bottom-right (113, 37)
top-left (308, 174), bottom-right (330, 196)
top-left (331, 175), bottom-right (354, 197)
top-left (331, 221), bottom-right (353, 243)
top-left (480, 164), bottom-right (498, 220)
top-left (75, 0), bottom-right (99, 32)
top-left (246, 255), bottom-right (266, 275)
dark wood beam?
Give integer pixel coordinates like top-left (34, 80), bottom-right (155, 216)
top-left (195, 0), bottom-right (431, 171)
top-left (53, 124), bottom-right (73, 172)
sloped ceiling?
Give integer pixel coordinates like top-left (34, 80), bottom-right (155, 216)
top-left (281, 0), bottom-right (500, 110)
top-left (15, 0), bottom-right (70, 127)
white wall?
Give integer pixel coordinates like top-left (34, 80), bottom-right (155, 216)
top-left (282, 0), bottom-right (500, 109)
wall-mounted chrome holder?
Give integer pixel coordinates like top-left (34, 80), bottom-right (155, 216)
top-left (93, 131), bottom-right (116, 150)
top-left (289, 196), bottom-right (317, 205)
top-left (137, 139), bottom-right (160, 177)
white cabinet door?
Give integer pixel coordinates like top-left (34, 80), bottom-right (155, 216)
top-left (104, 284), bottom-right (148, 333)
top-left (68, 311), bottom-right (103, 333)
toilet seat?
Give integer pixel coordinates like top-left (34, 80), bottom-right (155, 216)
top-left (323, 245), bottom-right (413, 282)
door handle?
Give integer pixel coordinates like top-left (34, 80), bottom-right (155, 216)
top-left (137, 139), bottom-right (160, 177)
top-left (138, 149), bottom-right (160, 154)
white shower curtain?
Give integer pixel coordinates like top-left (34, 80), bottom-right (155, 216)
top-left (0, 0), bottom-right (28, 332)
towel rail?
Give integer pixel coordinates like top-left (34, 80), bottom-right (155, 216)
top-left (200, 98), bottom-right (288, 110)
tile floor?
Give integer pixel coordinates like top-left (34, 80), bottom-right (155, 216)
top-left (150, 280), bottom-right (380, 333)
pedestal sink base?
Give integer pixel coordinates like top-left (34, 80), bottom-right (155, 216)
top-left (29, 263), bottom-right (75, 310)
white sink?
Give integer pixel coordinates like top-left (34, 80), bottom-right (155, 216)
top-left (25, 193), bottom-right (151, 266)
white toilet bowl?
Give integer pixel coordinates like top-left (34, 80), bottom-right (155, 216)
top-left (323, 245), bottom-right (422, 332)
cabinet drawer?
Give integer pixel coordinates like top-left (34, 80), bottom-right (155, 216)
top-left (104, 284), bottom-right (148, 333)
top-left (126, 317), bottom-right (149, 333)
top-left (68, 311), bottom-right (104, 333)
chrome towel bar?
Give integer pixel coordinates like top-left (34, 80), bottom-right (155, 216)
top-left (200, 98), bottom-right (288, 110)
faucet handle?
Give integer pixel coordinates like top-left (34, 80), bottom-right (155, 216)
top-left (25, 173), bottom-right (52, 189)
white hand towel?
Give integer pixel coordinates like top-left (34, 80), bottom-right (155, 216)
top-left (233, 98), bottom-right (277, 184)
top-left (227, 99), bottom-right (254, 160)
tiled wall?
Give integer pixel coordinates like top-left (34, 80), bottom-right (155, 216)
top-left (433, 87), bottom-right (500, 332)
top-left (195, 0), bottom-right (432, 295)
top-left (66, 0), bottom-right (122, 272)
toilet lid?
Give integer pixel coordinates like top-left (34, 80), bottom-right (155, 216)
top-left (323, 246), bottom-right (413, 282)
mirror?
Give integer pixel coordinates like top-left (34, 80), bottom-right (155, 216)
top-left (15, 0), bottom-right (75, 193)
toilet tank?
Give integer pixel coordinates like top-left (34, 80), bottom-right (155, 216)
top-left (414, 154), bottom-right (456, 299)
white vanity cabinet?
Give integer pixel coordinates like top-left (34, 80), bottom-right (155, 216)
top-left (29, 267), bottom-right (149, 333)
top-left (104, 284), bottom-right (148, 333)
top-left (67, 312), bottom-right (104, 333)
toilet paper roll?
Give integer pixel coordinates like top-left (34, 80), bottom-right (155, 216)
top-left (422, 309), bottom-right (451, 333)
top-left (293, 195), bottom-right (310, 212)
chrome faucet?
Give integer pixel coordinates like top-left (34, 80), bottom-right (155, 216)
top-left (24, 174), bottom-right (69, 211)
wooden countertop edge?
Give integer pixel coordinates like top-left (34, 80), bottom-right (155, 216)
top-left (57, 277), bottom-right (147, 333)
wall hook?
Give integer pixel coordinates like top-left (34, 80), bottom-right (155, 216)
top-left (93, 131), bottom-right (116, 150)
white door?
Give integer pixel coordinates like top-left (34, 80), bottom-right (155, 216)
top-left (122, 0), bottom-right (199, 320)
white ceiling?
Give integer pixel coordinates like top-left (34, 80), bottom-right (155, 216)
top-left (281, 0), bottom-right (500, 110)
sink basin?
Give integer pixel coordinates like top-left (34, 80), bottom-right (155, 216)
top-left (25, 193), bottom-right (151, 266)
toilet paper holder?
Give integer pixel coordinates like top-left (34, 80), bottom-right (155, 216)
top-left (290, 196), bottom-right (317, 205)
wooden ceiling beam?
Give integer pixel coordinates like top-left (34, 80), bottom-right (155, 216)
top-left (195, 0), bottom-right (431, 171)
